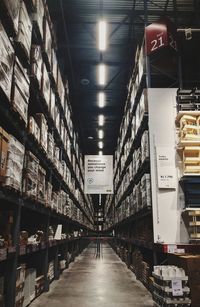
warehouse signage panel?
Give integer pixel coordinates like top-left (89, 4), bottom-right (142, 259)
top-left (84, 155), bottom-right (113, 194)
top-left (156, 147), bottom-right (176, 189)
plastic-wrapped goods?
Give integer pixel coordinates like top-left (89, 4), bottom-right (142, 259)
top-left (11, 57), bottom-right (30, 125)
top-left (23, 151), bottom-right (39, 199)
top-left (152, 265), bottom-right (191, 306)
top-left (41, 62), bottom-right (50, 108)
top-left (135, 103), bottom-right (140, 135)
top-left (16, 1), bottom-right (32, 60)
top-left (57, 67), bottom-right (65, 109)
top-left (35, 113), bottom-right (48, 152)
top-left (30, 45), bottom-right (43, 86)
top-left (135, 147), bottom-right (141, 174)
top-left (54, 105), bottom-right (60, 134)
top-left (0, 128), bottom-right (10, 181)
top-left (60, 119), bottom-right (65, 143)
top-left (2, 0), bottom-right (20, 35)
top-left (131, 116), bottom-right (136, 140)
top-left (47, 133), bottom-right (54, 162)
top-left (54, 146), bottom-right (60, 170)
top-left (31, 0), bottom-right (44, 40)
top-left (45, 182), bottom-right (52, 207)
top-left (28, 116), bottom-right (40, 143)
top-left (3, 136), bottom-right (25, 191)
top-left (135, 183), bottom-right (142, 212)
top-left (0, 22), bottom-right (15, 100)
top-left (139, 89), bottom-right (148, 122)
top-left (23, 268), bottom-right (36, 307)
top-left (50, 88), bottom-right (56, 120)
top-left (141, 174), bottom-right (151, 209)
top-left (43, 17), bottom-right (52, 65)
top-left (141, 130), bottom-right (149, 163)
top-left (37, 166), bottom-right (46, 204)
top-left (51, 49), bottom-right (57, 83)
top-left (51, 191), bottom-right (58, 211)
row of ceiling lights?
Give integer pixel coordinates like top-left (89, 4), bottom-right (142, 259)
top-left (97, 21), bottom-right (107, 155)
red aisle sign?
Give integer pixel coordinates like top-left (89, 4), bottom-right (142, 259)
top-left (145, 18), bottom-right (177, 56)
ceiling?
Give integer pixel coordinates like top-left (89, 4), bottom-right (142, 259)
top-left (47, 0), bottom-right (200, 156)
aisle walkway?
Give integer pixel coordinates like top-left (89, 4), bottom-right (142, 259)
top-left (31, 242), bottom-right (153, 307)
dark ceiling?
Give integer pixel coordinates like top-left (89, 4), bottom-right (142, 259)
top-left (47, 0), bottom-right (200, 156)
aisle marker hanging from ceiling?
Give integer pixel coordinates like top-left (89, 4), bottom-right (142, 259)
top-left (84, 155), bottom-right (113, 194)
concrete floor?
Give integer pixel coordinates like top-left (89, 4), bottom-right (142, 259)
top-left (31, 242), bottom-right (153, 307)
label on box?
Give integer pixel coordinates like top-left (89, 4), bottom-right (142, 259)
top-left (156, 147), bottom-right (176, 189)
top-left (172, 279), bottom-right (183, 296)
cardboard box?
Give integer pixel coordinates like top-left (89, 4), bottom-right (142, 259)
top-left (3, 136), bottom-right (25, 191)
top-left (51, 49), bottom-right (57, 83)
top-left (0, 128), bottom-right (10, 179)
top-left (43, 17), bottom-right (52, 65)
top-left (47, 133), bottom-right (54, 161)
top-left (41, 63), bottom-right (50, 108)
top-left (50, 88), bottom-right (56, 120)
top-left (37, 165), bottom-right (46, 203)
top-left (35, 113), bottom-right (48, 152)
top-left (30, 45), bottom-right (43, 86)
top-left (11, 57), bottom-right (30, 125)
top-left (139, 89), bottom-right (148, 121)
top-left (0, 22), bottom-right (15, 100)
top-left (57, 67), bottom-right (65, 109)
top-left (28, 117), bottom-right (40, 143)
top-left (23, 151), bottom-right (39, 199)
top-left (2, 0), bottom-right (20, 35)
top-left (16, 1), bottom-right (32, 60)
top-left (31, 0), bottom-right (44, 40)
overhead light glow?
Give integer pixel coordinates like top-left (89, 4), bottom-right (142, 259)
top-left (98, 141), bottom-right (103, 149)
top-left (98, 115), bottom-right (104, 126)
top-left (99, 64), bottom-right (106, 85)
top-left (98, 92), bottom-right (105, 108)
top-left (98, 21), bottom-right (107, 51)
top-left (99, 151), bottom-right (103, 156)
top-left (98, 130), bottom-right (104, 139)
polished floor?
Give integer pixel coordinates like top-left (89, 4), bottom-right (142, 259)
top-left (31, 242), bottom-right (153, 307)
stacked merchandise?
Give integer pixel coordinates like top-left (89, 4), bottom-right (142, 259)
top-left (0, 22), bottom-right (15, 100)
top-left (130, 249), bottom-right (150, 289)
top-left (11, 58), bottom-right (30, 125)
top-left (1, 135), bottom-right (24, 191)
top-left (35, 275), bottom-right (45, 297)
top-left (176, 92), bottom-right (200, 242)
top-left (0, 0), bottom-right (93, 233)
top-left (0, 277), bottom-right (4, 306)
top-left (152, 265), bottom-right (191, 307)
top-left (168, 254), bottom-right (200, 307)
top-left (23, 268), bottom-right (36, 307)
top-left (177, 112), bottom-right (200, 174)
top-left (23, 151), bottom-right (39, 200)
top-left (48, 261), bottom-right (54, 282)
top-left (16, 265), bottom-right (26, 307)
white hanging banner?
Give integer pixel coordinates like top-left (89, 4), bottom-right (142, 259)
top-left (84, 155), bottom-right (113, 194)
top-left (156, 147), bottom-right (176, 189)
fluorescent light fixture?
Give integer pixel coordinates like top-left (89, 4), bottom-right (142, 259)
top-left (98, 141), bottom-right (103, 149)
top-left (98, 92), bottom-right (105, 108)
top-left (99, 151), bottom-right (103, 156)
top-left (98, 21), bottom-right (107, 51)
top-left (98, 115), bottom-right (104, 126)
top-left (99, 64), bottom-right (106, 85)
top-left (98, 130), bottom-right (104, 139)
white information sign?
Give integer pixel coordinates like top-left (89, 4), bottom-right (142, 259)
top-left (84, 155), bottom-right (113, 194)
top-left (156, 147), bottom-right (176, 189)
top-left (172, 279), bottom-right (183, 297)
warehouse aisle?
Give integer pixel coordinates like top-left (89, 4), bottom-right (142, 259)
top-left (31, 242), bottom-right (153, 307)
